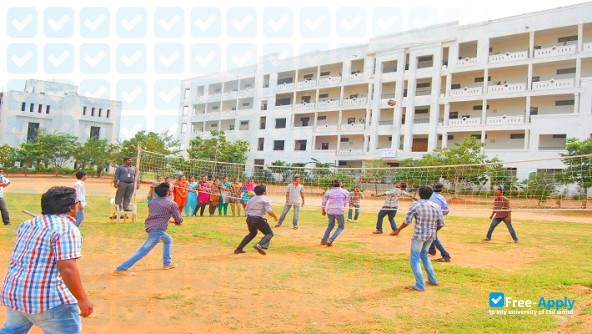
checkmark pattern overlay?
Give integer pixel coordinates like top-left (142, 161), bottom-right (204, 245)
top-left (3, 2), bottom-right (459, 138)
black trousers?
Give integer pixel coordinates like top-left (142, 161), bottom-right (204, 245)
top-left (0, 198), bottom-right (10, 225)
top-left (236, 216), bottom-right (274, 251)
top-left (193, 202), bottom-right (207, 216)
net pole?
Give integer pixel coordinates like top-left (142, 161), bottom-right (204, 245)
top-left (131, 144), bottom-right (141, 221)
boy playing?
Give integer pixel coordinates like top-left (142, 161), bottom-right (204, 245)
top-left (484, 187), bottom-right (519, 243)
top-left (114, 183), bottom-right (183, 276)
top-left (235, 185), bottom-right (278, 255)
top-left (0, 186), bottom-right (93, 333)
top-left (73, 171), bottom-right (86, 227)
top-left (347, 186), bottom-right (364, 223)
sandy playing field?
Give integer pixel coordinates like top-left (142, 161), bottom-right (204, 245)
top-left (0, 176), bottom-right (591, 333)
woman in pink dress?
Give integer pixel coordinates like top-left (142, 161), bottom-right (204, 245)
top-left (193, 175), bottom-right (211, 217)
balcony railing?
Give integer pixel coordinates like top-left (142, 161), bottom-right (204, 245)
top-left (413, 118), bottom-right (430, 124)
top-left (417, 61), bottom-right (433, 69)
top-left (340, 123), bottom-right (365, 131)
top-left (448, 118), bottom-right (481, 127)
top-left (342, 97), bottom-right (367, 106)
top-left (196, 95), bottom-right (206, 102)
top-left (381, 93), bottom-right (395, 99)
top-left (456, 57), bottom-right (478, 68)
top-left (222, 90), bottom-right (238, 99)
top-left (276, 82), bottom-right (294, 91)
top-left (449, 86), bottom-right (483, 97)
top-left (338, 149), bottom-right (363, 156)
top-left (346, 72), bottom-right (364, 81)
top-left (487, 83), bottom-right (527, 94)
top-left (220, 110), bottom-right (236, 118)
top-left (274, 104), bottom-right (292, 111)
top-left (486, 115), bottom-right (524, 125)
top-left (538, 146), bottom-right (566, 151)
top-left (585, 42), bottom-right (592, 53)
top-left (532, 78), bottom-right (575, 91)
top-left (293, 102), bottom-right (315, 111)
top-left (488, 51), bottom-right (528, 64)
top-left (378, 120), bottom-right (393, 125)
top-left (415, 89), bottom-right (431, 96)
top-left (317, 99), bottom-right (340, 109)
top-left (296, 80), bottom-right (317, 89)
top-left (207, 93), bottom-right (221, 101)
top-left (238, 88), bottom-right (253, 97)
top-left (315, 124), bottom-right (338, 132)
top-left (534, 44), bottom-right (576, 58)
top-left (319, 76), bottom-right (342, 86)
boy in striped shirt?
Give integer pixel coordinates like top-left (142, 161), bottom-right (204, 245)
top-left (0, 186), bottom-right (93, 333)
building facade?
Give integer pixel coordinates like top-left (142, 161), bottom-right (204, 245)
top-left (0, 79), bottom-right (122, 146)
top-left (178, 3), bottom-right (592, 179)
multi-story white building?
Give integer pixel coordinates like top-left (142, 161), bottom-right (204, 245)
top-left (178, 3), bottom-right (592, 179)
top-left (0, 79), bottom-right (122, 146)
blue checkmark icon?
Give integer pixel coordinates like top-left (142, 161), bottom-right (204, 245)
top-left (489, 292), bottom-right (504, 308)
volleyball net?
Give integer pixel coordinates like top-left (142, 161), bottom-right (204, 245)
top-left (136, 148), bottom-right (592, 212)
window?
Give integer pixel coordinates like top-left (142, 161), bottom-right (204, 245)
top-left (472, 105), bottom-right (489, 111)
top-left (261, 101), bottom-right (268, 110)
top-left (320, 71), bottom-right (330, 77)
top-left (30, 103), bottom-right (35, 112)
top-left (530, 107), bottom-right (539, 115)
top-left (257, 138), bottom-right (264, 151)
top-left (449, 112), bottom-right (458, 119)
top-left (417, 55), bottom-right (433, 62)
top-left (21, 102), bottom-right (26, 111)
top-left (295, 140), bottom-right (307, 151)
top-left (416, 82), bottom-right (431, 88)
top-left (212, 105), bottom-right (219, 110)
top-left (259, 117), bottom-right (266, 129)
top-left (388, 136), bottom-right (392, 141)
top-left (91, 107), bottom-right (95, 116)
top-left (229, 124), bottom-right (235, 131)
top-left (27, 122), bottom-right (40, 142)
top-left (184, 88), bottom-right (190, 98)
top-left (275, 98), bottom-right (291, 106)
top-left (275, 118), bottom-right (286, 129)
top-left (555, 100), bottom-right (575, 106)
top-left (90, 126), bottom-right (101, 139)
top-left (319, 93), bottom-right (329, 99)
top-left (211, 123), bottom-right (217, 128)
top-left (300, 96), bottom-right (311, 103)
top-left (415, 108), bottom-right (429, 114)
top-left (338, 161), bottom-right (348, 166)
top-left (45, 105), bottom-right (50, 114)
top-left (340, 137), bottom-right (349, 142)
top-left (532, 76), bottom-right (540, 82)
top-left (83, 106), bottom-right (87, 115)
top-left (273, 140), bottom-right (285, 151)
top-left (244, 83), bottom-right (252, 88)
top-left (106, 109), bottom-right (110, 118)
top-left (183, 106), bottom-right (189, 116)
top-left (451, 83), bottom-right (461, 89)
top-left (38, 104), bottom-right (43, 113)
top-left (552, 134), bottom-right (567, 139)
top-left (241, 102), bottom-right (250, 107)
top-left (471, 134), bottom-right (482, 140)
top-left (510, 133), bottom-right (525, 139)
top-left (558, 35), bottom-right (578, 43)
top-left (181, 123), bottom-right (187, 133)
top-left (98, 108), bottom-right (102, 117)
top-left (321, 143), bottom-right (329, 150)
top-left (239, 120), bottom-right (249, 130)
top-left (277, 77), bottom-right (293, 85)
top-left (347, 117), bottom-right (356, 124)
top-left (317, 115), bottom-right (327, 120)
top-left (474, 76), bottom-right (491, 83)
top-left (303, 74), bottom-right (313, 80)
top-left (300, 117), bottom-right (310, 126)
top-left (556, 68), bottom-right (576, 75)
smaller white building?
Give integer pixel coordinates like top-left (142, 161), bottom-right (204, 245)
top-left (0, 79), bottom-right (122, 146)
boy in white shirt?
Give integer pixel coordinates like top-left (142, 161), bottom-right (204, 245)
top-left (73, 171), bottom-right (86, 227)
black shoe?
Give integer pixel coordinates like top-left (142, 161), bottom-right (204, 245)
top-left (326, 240), bottom-right (333, 247)
top-left (320, 241), bottom-right (327, 245)
top-left (234, 249), bottom-right (247, 254)
top-left (254, 244), bottom-right (266, 255)
top-left (373, 230), bottom-right (383, 234)
top-left (274, 224), bottom-right (281, 227)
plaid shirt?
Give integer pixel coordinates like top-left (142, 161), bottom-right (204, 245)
top-left (382, 188), bottom-right (409, 208)
top-left (349, 191), bottom-right (364, 206)
top-left (404, 200), bottom-right (445, 241)
top-left (145, 197), bottom-right (183, 232)
top-left (1, 215), bottom-right (82, 314)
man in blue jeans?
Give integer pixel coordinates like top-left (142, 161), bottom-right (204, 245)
top-left (0, 186), bottom-right (93, 333)
top-left (393, 186), bottom-right (445, 291)
top-left (428, 183), bottom-right (451, 262)
top-left (321, 180), bottom-right (350, 246)
top-left (371, 183), bottom-right (416, 235)
top-left (113, 183), bottom-right (183, 276)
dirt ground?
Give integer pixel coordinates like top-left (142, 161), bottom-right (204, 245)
top-left (0, 176), bottom-right (591, 333)
top-left (3, 174), bottom-right (590, 223)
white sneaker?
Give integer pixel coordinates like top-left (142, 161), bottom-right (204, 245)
top-left (112, 270), bottom-right (136, 276)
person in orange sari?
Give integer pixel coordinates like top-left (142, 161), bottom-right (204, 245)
top-left (173, 175), bottom-right (189, 213)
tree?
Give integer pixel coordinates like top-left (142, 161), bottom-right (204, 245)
top-left (14, 141), bottom-right (44, 176)
top-left (558, 138), bottom-right (592, 208)
top-left (113, 131), bottom-right (181, 166)
top-left (520, 171), bottom-right (556, 207)
top-left (318, 172), bottom-right (356, 191)
top-left (0, 145), bottom-right (16, 169)
top-left (187, 130), bottom-right (249, 164)
top-left (417, 137), bottom-right (489, 196)
top-left (74, 138), bottom-right (116, 177)
top-left (307, 158), bottom-right (335, 181)
top-left (487, 158), bottom-right (519, 192)
top-left (36, 132), bottom-right (79, 176)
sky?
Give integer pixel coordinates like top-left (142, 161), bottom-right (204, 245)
top-left (0, 0), bottom-right (587, 140)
